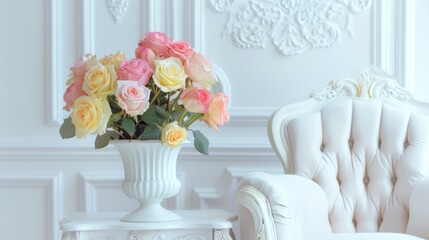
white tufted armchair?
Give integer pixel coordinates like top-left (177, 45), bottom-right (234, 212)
top-left (237, 69), bottom-right (429, 240)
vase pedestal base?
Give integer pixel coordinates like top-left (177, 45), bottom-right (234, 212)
top-left (120, 202), bottom-right (182, 222)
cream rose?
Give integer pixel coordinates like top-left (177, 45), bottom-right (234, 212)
top-left (71, 95), bottom-right (112, 138)
top-left (153, 57), bottom-right (187, 92)
top-left (161, 121), bottom-right (187, 147)
top-left (185, 53), bottom-right (217, 89)
top-left (100, 51), bottom-right (125, 67)
top-left (83, 57), bottom-right (118, 98)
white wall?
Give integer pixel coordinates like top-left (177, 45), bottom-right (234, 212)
top-left (0, 1), bottom-right (427, 239)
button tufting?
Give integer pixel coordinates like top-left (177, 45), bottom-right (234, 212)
top-left (404, 141), bottom-right (409, 148)
top-left (320, 144), bottom-right (325, 151)
top-left (352, 219), bottom-right (357, 227)
top-left (392, 177), bottom-right (397, 184)
top-left (364, 177), bottom-right (369, 185)
top-left (378, 218), bottom-right (383, 226)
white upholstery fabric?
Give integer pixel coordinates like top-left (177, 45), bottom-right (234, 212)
top-left (239, 173), bottom-right (331, 239)
top-left (307, 233), bottom-right (425, 240)
top-left (287, 99), bottom-right (429, 233)
top-left (237, 72), bottom-right (429, 240)
top-left (407, 177), bottom-right (429, 239)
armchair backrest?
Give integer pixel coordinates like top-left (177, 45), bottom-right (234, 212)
top-left (268, 68), bottom-right (429, 233)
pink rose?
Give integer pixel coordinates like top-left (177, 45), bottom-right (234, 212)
top-left (117, 81), bottom-right (151, 117)
top-left (117, 58), bottom-right (153, 86)
top-left (69, 54), bottom-right (93, 83)
top-left (185, 53), bottom-right (217, 89)
top-left (204, 93), bottom-right (229, 130)
top-left (180, 86), bottom-right (213, 113)
top-left (63, 80), bottom-right (85, 111)
top-left (138, 32), bottom-right (171, 57)
top-left (135, 46), bottom-right (156, 69)
top-left (168, 40), bottom-right (195, 63)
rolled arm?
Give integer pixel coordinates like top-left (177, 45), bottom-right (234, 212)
top-left (237, 172), bottom-right (331, 240)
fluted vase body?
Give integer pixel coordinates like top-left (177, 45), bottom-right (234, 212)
top-left (112, 140), bottom-right (182, 222)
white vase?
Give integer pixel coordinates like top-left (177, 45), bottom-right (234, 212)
top-left (112, 140), bottom-right (182, 222)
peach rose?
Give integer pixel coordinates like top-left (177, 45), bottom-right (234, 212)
top-left (185, 53), bottom-right (217, 89)
top-left (168, 40), bottom-right (195, 63)
top-left (180, 86), bottom-right (213, 113)
top-left (204, 93), bottom-right (229, 130)
top-left (135, 46), bottom-right (155, 69)
top-left (83, 57), bottom-right (118, 98)
top-left (153, 57), bottom-right (187, 92)
top-left (161, 121), bottom-right (187, 147)
top-left (117, 81), bottom-right (151, 117)
top-left (71, 95), bottom-right (112, 138)
top-left (138, 32), bottom-right (171, 57)
top-left (63, 80), bottom-right (85, 111)
top-left (117, 58), bottom-right (153, 86)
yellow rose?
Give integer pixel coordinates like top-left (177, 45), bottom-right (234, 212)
top-left (153, 57), bottom-right (187, 92)
top-left (100, 51), bottom-right (125, 67)
top-left (83, 57), bottom-right (118, 98)
top-left (161, 121), bottom-right (187, 147)
top-left (71, 96), bottom-right (112, 138)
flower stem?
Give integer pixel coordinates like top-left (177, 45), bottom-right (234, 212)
top-left (150, 88), bottom-right (161, 105)
top-left (178, 110), bottom-right (188, 125)
top-left (184, 113), bottom-right (204, 128)
top-left (168, 89), bottom-right (183, 113)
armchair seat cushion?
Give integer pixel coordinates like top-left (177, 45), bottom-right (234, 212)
top-left (307, 233), bottom-right (425, 240)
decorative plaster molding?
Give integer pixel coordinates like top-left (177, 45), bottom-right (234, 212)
top-left (61, 231), bottom-right (80, 240)
top-left (209, 0), bottom-right (372, 56)
top-left (128, 231), bottom-right (165, 240)
top-left (0, 173), bottom-right (63, 240)
top-left (106, 0), bottom-right (129, 24)
top-left (214, 229), bottom-right (233, 240)
top-left (173, 235), bottom-right (206, 240)
top-left (310, 68), bottom-right (411, 101)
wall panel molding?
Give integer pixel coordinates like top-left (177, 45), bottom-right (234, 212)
top-left (193, 167), bottom-right (282, 209)
top-left (46, 0), bottom-right (63, 126)
top-left (371, 0), bottom-right (415, 89)
top-left (79, 171), bottom-right (185, 212)
top-left (0, 173), bottom-right (63, 240)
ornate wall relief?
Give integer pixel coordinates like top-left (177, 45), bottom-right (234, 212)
top-left (209, 0), bottom-right (372, 56)
top-left (106, 0), bottom-right (129, 24)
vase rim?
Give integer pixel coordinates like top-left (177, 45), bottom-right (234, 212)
top-left (110, 139), bottom-right (162, 145)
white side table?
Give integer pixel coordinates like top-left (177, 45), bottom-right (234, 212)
top-left (60, 209), bottom-right (237, 240)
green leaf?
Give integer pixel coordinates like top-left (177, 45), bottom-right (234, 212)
top-left (138, 124), bottom-right (161, 140)
top-left (107, 94), bottom-right (122, 111)
top-left (59, 117), bottom-right (75, 139)
top-left (142, 106), bottom-right (167, 125)
top-left (95, 133), bottom-right (110, 149)
top-left (108, 112), bottom-right (122, 124)
top-left (121, 118), bottom-right (136, 136)
top-left (155, 106), bottom-right (170, 118)
top-left (193, 130), bottom-right (209, 155)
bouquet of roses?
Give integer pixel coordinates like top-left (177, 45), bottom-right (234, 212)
top-left (59, 32), bottom-right (229, 154)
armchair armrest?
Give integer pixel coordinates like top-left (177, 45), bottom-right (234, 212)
top-left (407, 176), bottom-right (429, 239)
top-left (237, 172), bottom-right (331, 240)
